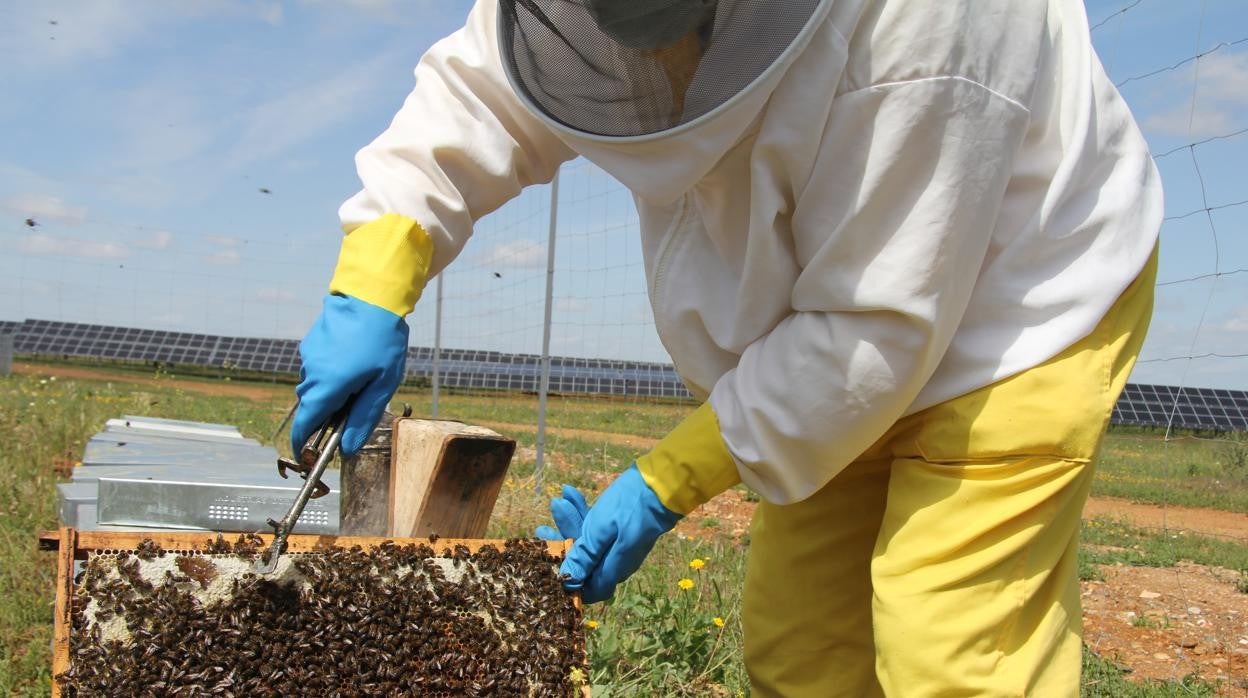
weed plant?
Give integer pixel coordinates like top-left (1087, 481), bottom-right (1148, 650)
top-left (584, 538), bottom-right (748, 697)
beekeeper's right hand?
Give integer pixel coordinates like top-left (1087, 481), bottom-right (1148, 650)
top-left (292, 215), bottom-right (433, 457)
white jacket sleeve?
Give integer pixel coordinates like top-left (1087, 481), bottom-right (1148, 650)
top-left (338, 0), bottom-right (575, 277)
top-left (708, 76), bottom-right (1033, 505)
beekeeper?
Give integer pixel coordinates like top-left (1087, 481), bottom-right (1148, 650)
top-left (292, 0), bottom-right (1161, 694)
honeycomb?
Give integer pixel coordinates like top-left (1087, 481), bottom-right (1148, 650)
top-left (58, 535), bottom-right (586, 696)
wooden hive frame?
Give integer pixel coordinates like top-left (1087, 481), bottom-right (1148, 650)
top-left (41, 528), bottom-right (588, 697)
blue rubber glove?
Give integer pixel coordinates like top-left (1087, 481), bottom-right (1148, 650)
top-left (535, 465), bottom-right (681, 603)
top-left (292, 294), bottom-right (408, 457)
top-left (535, 485), bottom-right (590, 541)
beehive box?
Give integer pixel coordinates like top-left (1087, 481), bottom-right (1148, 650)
top-left (43, 528), bottom-right (589, 697)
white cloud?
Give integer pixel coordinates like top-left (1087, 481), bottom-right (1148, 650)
top-left (201, 234), bottom-right (241, 264)
top-left (222, 49), bottom-right (401, 169)
top-left (0, 162), bottom-right (62, 194)
top-left (551, 331), bottom-right (584, 350)
top-left (204, 248), bottom-right (242, 266)
top-left (1144, 104), bottom-right (1237, 139)
top-left (554, 298), bottom-right (591, 313)
top-left (135, 230), bottom-right (174, 250)
top-left (256, 2), bottom-right (284, 25)
top-left (0, 2), bottom-right (292, 76)
top-left (1142, 50), bottom-right (1248, 138)
top-left (476, 240), bottom-right (546, 269)
top-left (256, 287), bottom-right (297, 303)
top-left (151, 312), bottom-right (185, 327)
top-left (1217, 305), bottom-right (1248, 333)
top-left (1, 193), bottom-right (87, 225)
top-left (1199, 50), bottom-right (1248, 102)
top-left (295, 0), bottom-right (420, 19)
top-left (110, 83), bottom-right (220, 168)
top-left (0, 3), bottom-right (151, 74)
top-left (17, 233), bottom-right (128, 259)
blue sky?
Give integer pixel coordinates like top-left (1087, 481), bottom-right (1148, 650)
top-left (1, 0), bottom-right (1246, 390)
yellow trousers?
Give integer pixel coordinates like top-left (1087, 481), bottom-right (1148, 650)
top-left (743, 248), bottom-right (1156, 697)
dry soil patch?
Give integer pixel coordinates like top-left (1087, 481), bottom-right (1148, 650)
top-left (1084, 496), bottom-right (1248, 541)
top-left (1083, 562), bottom-right (1248, 694)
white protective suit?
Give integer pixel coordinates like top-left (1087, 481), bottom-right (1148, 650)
top-left (339, 0), bottom-right (1163, 505)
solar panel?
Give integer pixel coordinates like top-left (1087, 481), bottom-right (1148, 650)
top-left (1113, 383), bottom-right (1248, 431)
top-left (6, 318), bottom-right (1247, 431)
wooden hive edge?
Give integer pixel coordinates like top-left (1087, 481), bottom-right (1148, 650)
top-left (44, 527), bottom-right (589, 697)
top-left (40, 528), bottom-right (569, 558)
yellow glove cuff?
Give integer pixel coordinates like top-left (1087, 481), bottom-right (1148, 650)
top-left (329, 213), bottom-right (434, 316)
top-left (636, 402), bottom-right (741, 516)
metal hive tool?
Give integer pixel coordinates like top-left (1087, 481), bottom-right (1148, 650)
top-left (256, 411), bottom-right (346, 574)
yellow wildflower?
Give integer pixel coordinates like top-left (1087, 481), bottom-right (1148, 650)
top-left (713, 617), bottom-right (725, 628)
top-left (585, 619), bottom-right (599, 630)
top-left (689, 558), bottom-right (706, 570)
top-left (678, 578), bottom-right (695, 591)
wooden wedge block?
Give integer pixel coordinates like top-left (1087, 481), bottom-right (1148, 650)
top-left (388, 418), bottom-right (515, 538)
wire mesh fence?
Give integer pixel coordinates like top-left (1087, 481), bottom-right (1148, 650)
top-left (1081, 0), bottom-right (1248, 686)
top-left (2, 2), bottom-right (1244, 464)
top-left (2, 1), bottom-right (1247, 685)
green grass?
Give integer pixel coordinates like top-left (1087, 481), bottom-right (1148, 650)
top-left (1081, 517), bottom-right (1248, 572)
top-left (1081, 646), bottom-right (1221, 697)
top-left (397, 388), bottom-right (693, 440)
top-left (2, 364), bottom-right (1244, 696)
top-left (0, 371), bottom-right (287, 695)
top-left (1095, 431), bottom-right (1248, 512)
top-left (17, 355), bottom-right (300, 388)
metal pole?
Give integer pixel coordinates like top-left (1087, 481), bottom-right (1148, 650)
top-left (0, 332), bottom-right (13, 377)
top-left (536, 170), bottom-right (560, 491)
top-left (432, 273), bottom-right (444, 418)
top-left (431, 273), bottom-right (446, 417)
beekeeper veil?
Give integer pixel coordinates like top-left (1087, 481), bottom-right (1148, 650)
top-left (498, 0), bottom-right (824, 138)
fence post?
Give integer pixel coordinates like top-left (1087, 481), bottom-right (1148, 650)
top-left (432, 274), bottom-right (444, 418)
top-left (536, 170), bottom-right (561, 491)
top-left (0, 332), bottom-right (12, 377)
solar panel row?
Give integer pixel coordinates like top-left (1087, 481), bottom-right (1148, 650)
top-left (5, 318), bottom-right (1246, 431)
top-left (1114, 383), bottom-right (1248, 431)
top-left (12, 319), bottom-right (303, 374)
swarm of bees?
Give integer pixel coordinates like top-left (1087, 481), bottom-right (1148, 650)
top-left (59, 535), bottom-right (587, 696)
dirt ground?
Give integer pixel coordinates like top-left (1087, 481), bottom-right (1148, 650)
top-left (19, 362), bottom-right (1248, 691)
top-left (1084, 497), bottom-right (1248, 542)
top-left (1084, 563), bottom-right (1248, 693)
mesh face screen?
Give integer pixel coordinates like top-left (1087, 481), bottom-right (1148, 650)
top-left (500, 0), bottom-right (822, 137)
